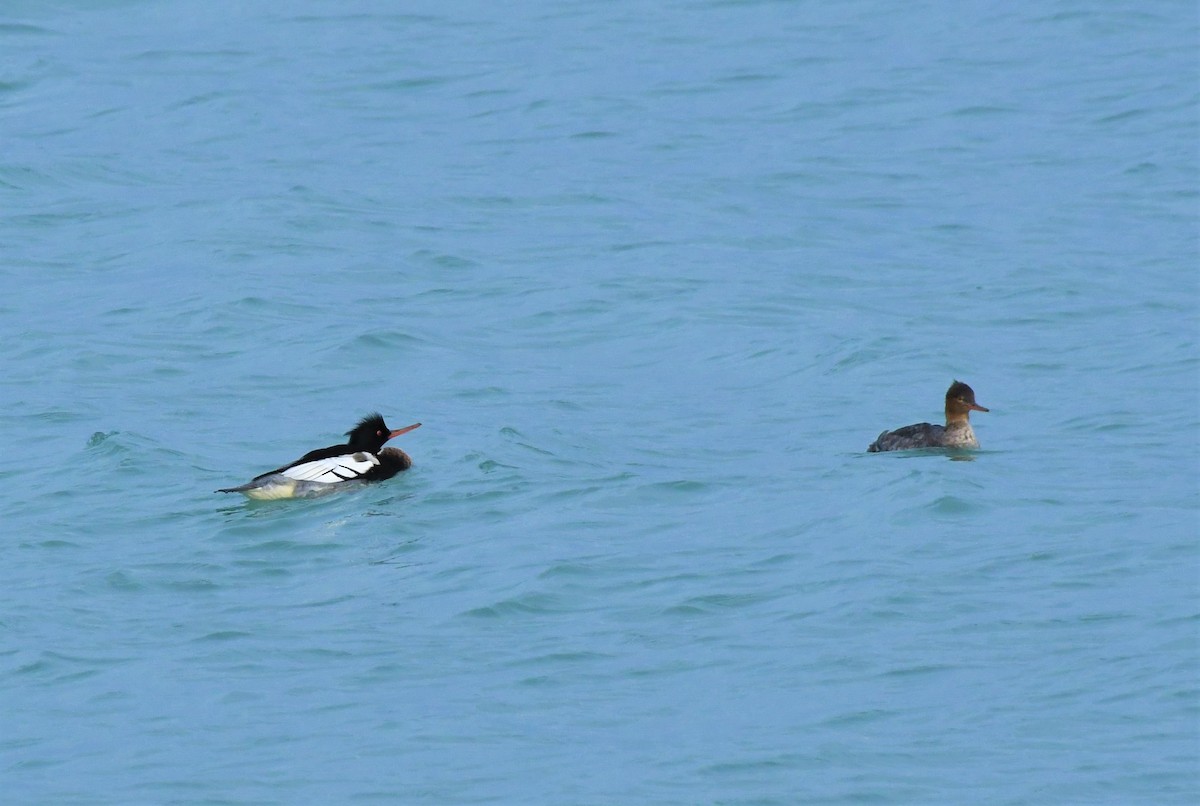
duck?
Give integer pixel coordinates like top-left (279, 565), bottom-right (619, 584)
top-left (217, 413), bottom-right (421, 499)
top-left (868, 380), bottom-right (988, 452)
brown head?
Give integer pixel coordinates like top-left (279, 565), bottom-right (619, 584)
top-left (944, 380), bottom-right (989, 423)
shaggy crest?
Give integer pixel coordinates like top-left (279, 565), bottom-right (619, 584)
top-left (946, 380), bottom-right (977, 404)
top-left (347, 412), bottom-right (388, 438)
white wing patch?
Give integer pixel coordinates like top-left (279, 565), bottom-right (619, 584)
top-left (282, 452), bottom-right (379, 483)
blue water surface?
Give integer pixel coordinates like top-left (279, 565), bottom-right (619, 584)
top-left (2, 1), bottom-right (1197, 803)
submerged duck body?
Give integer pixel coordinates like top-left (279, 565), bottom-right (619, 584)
top-left (218, 413), bottom-right (421, 500)
top-left (868, 380), bottom-right (988, 453)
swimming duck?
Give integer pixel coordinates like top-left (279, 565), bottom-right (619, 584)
top-left (868, 380), bottom-right (988, 452)
top-left (217, 413), bottom-right (421, 499)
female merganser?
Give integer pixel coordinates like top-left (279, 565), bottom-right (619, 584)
top-left (868, 380), bottom-right (989, 452)
top-left (217, 413), bottom-right (421, 499)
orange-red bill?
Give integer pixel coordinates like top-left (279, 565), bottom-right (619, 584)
top-left (387, 423), bottom-right (422, 439)
top-left (969, 403), bottom-right (989, 413)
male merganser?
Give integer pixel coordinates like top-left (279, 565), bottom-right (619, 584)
top-left (217, 413), bottom-right (421, 499)
top-left (868, 380), bottom-right (989, 452)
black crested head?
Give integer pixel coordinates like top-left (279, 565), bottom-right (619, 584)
top-left (346, 412), bottom-right (391, 451)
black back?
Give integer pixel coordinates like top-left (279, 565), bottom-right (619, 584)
top-left (253, 413), bottom-right (394, 480)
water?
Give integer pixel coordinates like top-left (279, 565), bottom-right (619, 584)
top-left (3, 1), bottom-right (1197, 803)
